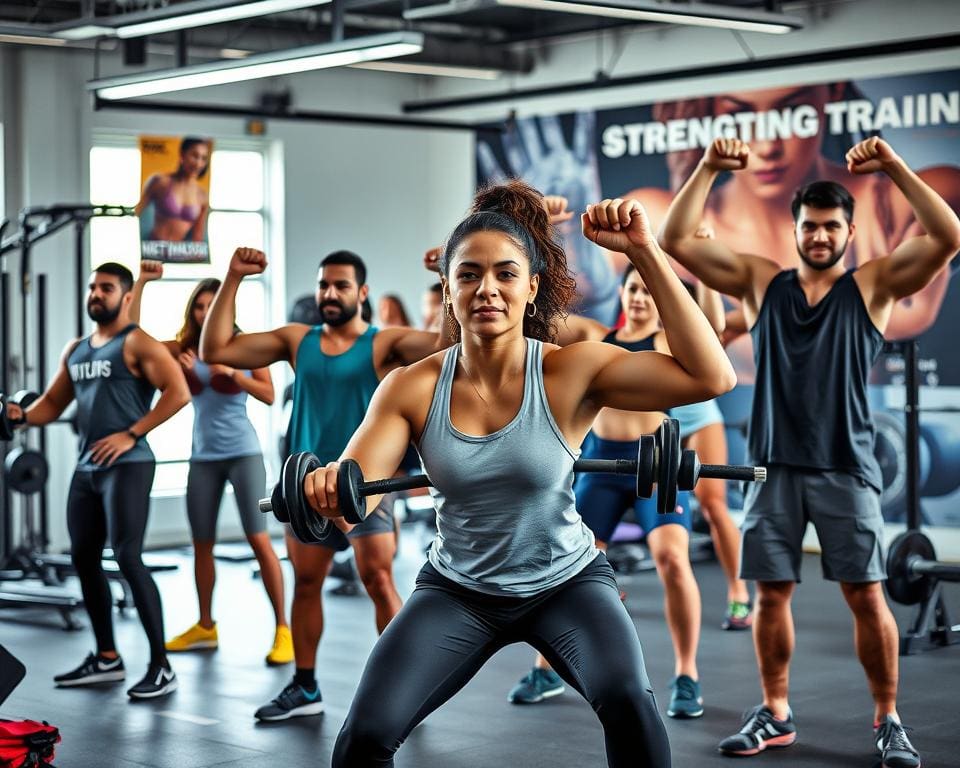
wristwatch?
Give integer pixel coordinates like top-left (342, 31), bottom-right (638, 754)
top-left (126, 428), bottom-right (141, 441)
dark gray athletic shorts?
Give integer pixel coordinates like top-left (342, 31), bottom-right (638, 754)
top-left (740, 466), bottom-right (886, 583)
top-left (316, 494), bottom-right (397, 552)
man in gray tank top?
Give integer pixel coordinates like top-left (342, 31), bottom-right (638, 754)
top-left (7, 263), bottom-right (190, 700)
top-left (660, 136), bottom-right (960, 768)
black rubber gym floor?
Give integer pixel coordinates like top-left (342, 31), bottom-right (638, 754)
top-left (1, 527), bottom-right (958, 768)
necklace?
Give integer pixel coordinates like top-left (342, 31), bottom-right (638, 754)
top-left (459, 353), bottom-right (523, 411)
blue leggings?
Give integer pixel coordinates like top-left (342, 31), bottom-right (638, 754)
top-left (332, 555), bottom-right (670, 768)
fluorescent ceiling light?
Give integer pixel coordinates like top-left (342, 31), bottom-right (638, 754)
top-left (89, 32), bottom-right (425, 100)
top-left (0, 33), bottom-right (67, 46)
top-left (53, 0), bottom-right (328, 41)
top-left (55, 24), bottom-right (116, 40)
top-left (114, 0), bottom-right (329, 39)
top-left (350, 60), bottom-right (502, 80)
top-left (496, 0), bottom-right (801, 33)
top-left (406, 0), bottom-right (801, 34)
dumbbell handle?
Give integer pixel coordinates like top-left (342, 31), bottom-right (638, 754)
top-left (699, 464), bottom-right (767, 482)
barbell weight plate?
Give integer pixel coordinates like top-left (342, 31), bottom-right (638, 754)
top-left (3, 447), bottom-right (49, 494)
top-left (656, 418), bottom-right (680, 516)
top-left (635, 434), bottom-right (655, 499)
top-left (885, 530), bottom-right (936, 606)
top-left (337, 459), bottom-right (368, 525)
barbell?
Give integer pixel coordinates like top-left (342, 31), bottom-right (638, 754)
top-left (261, 418), bottom-right (767, 545)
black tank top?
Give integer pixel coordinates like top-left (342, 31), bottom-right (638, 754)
top-left (602, 329), bottom-right (657, 352)
top-left (749, 270), bottom-right (883, 491)
top-left (67, 324), bottom-right (156, 470)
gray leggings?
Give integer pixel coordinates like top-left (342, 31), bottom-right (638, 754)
top-left (186, 454), bottom-right (267, 541)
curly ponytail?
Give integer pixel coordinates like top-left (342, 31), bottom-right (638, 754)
top-left (440, 179), bottom-right (576, 342)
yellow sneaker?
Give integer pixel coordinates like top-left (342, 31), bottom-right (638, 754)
top-left (165, 622), bottom-right (218, 652)
top-left (265, 626), bottom-right (294, 666)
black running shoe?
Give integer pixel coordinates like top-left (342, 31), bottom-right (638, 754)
top-left (875, 715), bottom-right (921, 768)
top-left (127, 664), bottom-right (178, 699)
top-left (255, 678), bottom-right (324, 721)
top-left (718, 704), bottom-right (797, 756)
top-left (54, 652), bottom-right (125, 687)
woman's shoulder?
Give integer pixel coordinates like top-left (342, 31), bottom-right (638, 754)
top-left (384, 349), bottom-right (446, 389)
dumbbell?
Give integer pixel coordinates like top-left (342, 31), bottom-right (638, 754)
top-left (261, 418), bottom-right (767, 545)
top-left (0, 391), bottom-right (79, 441)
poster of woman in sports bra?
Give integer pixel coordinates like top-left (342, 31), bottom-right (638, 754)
top-left (136, 135), bottom-right (213, 263)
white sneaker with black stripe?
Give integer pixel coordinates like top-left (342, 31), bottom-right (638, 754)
top-left (127, 663), bottom-right (178, 699)
top-left (54, 652), bottom-right (126, 687)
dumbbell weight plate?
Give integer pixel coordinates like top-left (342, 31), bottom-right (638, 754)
top-left (0, 395), bottom-right (14, 441)
top-left (656, 418), bottom-right (680, 516)
top-left (3, 447), bottom-right (49, 494)
top-left (337, 459), bottom-right (368, 525)
top-left (12, 390), bottom-right (40, 410)
top-left (885, 530), bottom-right (936, 606)
top-left (635, 434), bottom-right (655, 499)
top-left (283, 452), bottom-right (333, 544)
top-left (677, 450), bottom-right (700, 492)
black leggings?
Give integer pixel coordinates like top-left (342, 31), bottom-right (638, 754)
top-left (332, 555), bottom-right (670, 768)
top-left (67, 463), bottom-right (166, 666)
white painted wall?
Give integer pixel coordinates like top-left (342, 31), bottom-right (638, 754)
top-left (1, 0), bottom-right (958, 555)
top-left (1, 46), bottom-right (472, 551)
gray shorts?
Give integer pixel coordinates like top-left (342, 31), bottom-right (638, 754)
top-left (740, 466), bottom-right (886, 583)
top-left (314, 493), bottom-right (397, 551)
top-left (186, 454), bottom-right (267, 541)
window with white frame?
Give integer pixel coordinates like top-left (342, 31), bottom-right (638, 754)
top-left (89, 140), bottom-right (275, 493)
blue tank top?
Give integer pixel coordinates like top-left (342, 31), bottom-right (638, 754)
top-left (418, 338), bottom-right (597, 597)
top-left (189, 358), bottom-right (262, 461)
top-left (750, 269), bottom-right (884, 490)
top-left (68, 324), bottom-right (155, 470)
top-left (288, 326), bottom-right (381, 463)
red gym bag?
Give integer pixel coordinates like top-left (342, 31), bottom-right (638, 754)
top-left (0, 719), bottom-right (60, 768)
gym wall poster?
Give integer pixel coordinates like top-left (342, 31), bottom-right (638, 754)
top-left (477, 67), bottom-right (960, 527)
top-left (136, 135), bottom-right (214, 264)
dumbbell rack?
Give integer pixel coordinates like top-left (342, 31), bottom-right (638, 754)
top-left (886, 340), bottom-right (960, 655)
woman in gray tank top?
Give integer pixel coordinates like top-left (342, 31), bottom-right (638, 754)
top-left (130, 267), bottom-right (291, 666)
top-left (305, 181), bottom-right (736, 768)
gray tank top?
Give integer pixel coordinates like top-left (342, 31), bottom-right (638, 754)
top-left (68, 324), bottom-right (156, 470)
top-left (418, 338), bottom-right (597, 597)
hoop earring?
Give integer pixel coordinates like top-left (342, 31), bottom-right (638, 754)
top-left (526, 301), bottom-right (538, 318)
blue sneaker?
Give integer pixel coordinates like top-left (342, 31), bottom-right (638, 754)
top-left (507, 668), bottom-right (565, 704)
top-left (254, 678), bottom-right (324, 721)
top-left (667, 675), bottom-right (704, 718)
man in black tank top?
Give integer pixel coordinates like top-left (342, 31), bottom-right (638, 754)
top-left (6, 263), bottom-right (190, 700)
top-left (660, 136), bottom-right (960, 767)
